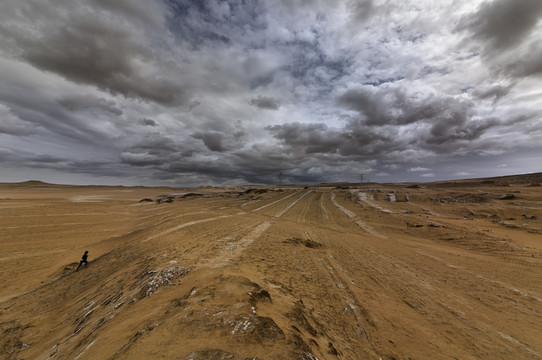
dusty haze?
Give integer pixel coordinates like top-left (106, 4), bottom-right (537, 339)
top-left (1, 174), bottom-right (542, 359)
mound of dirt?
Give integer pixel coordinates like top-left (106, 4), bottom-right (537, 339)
top-left (179, 192), bottom-right (205, 198)
top-left (284, 237), bottom-right (324, 249)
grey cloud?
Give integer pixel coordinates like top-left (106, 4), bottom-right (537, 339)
top-left (2, 89), bottom-right (124, 147)
top-left (166, 0), bottom-right (266, 48)
top-left (187, 99), bottom-right (201, 112)
top-left (0, 104), bottom-right (35, 135)
top-left (58, 95), bottom-right (123, 116)
top-left (92, 0), bottom-right (167, 30)
top-left (458, 0), bottom-right (542, 78)
top-left (0, 148), bottom-right (94, 182)
top-left (336, 119), bottom-right (400, 156)
top-left (155, 152), bottom-right (255, 184)
top-left (119, 132), bottom-right (206, 171)
top-left (192, 131), bottom-right (230, 152)
top-left (124, 133), bottom-right (186, 155)
top-left (503, 45), bottom-right (542, 77)
top-left (46, 158), bottom-right (131, 179)
top-left (28, 153), bottom-right (68, 165)
top-left (427, 117), bottom-right (499, 147)
top-left (0, 1), bottom-right (189, 106)
top-left (336, 85), bottom-right (467, 127)
top-left (232, 142), bottom-right (382, 184)
top-left (408, 167), bottom-right (430, 172)
top-left (207, 0), bottom-right (232, 19)
top-left (266, 119), bottom-right (399, 157)
top-left (250, 95), bottom-right (281, 110)
top-left (0, 146), bottom-right (67, 167)
top-left (269, 83), bottom-right (515, 162)
top-left (192, 128), bottom-right (247, 152)
top-left (119, 152), bottom-right (163, 167)
top-left (234, 143), bottom-right (294, 172)
top-left (140, 118), bottom-right (158, 127)
top-left (348, 0), bottom-right (376, 23)
top-left (243, 54), bottom-right (284, 90)
top-left (266, 122), bottom-right (342, 154)
top-left (459, 0), bottom-right (542, 51)
top-left (472, 83), bottom-right (515, 101)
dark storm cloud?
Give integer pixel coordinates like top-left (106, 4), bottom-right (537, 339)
top-left (336, 84), bottom-right (472, 127)
top-left (231, 143), bottom-right (380, 184)
top-left (9, 100), bottom-right (124, 150)
top-left (278, 37), bottom-right (352, 94)
top-left (122, 133), bottom-right (185, 157)
top-left (0, 0), bottom-right (189, 106)
top-left (459, 0), bottom-right (542, 51)
top-left (66, 160), bottom-right (128, 178)
top-left (192, 126), bottom-right (247, 152)
top-left (58, 95), bottom-right (123, 116)
top-left (0, 146), bottom-right (66, 167)
top-left (93, 0), bottom-right (166, 28)
top-left (153, 151), bottom-right (256, 184)
top-left (266, 119), bottom-right (400, 158)
top-left (503, 48), bottom-right (542, 78)
top-left (250, 96), bottom-right (281, 110)
top-left (119, 152), bottom-right (164, 167)
top-left (0, 104), bottom-right (35, 135)
top-left (233, 144), bottom-right (294, 173)
top-left (21, 20), bottom-right (186, 106)
top-left (119, 132), bottom-right (207, 171)
top-left (348, 0), bottom-right (376, 23)
top-left (0, 77), bottom-right (130, 147)
top-left (269, 81), bottom-right (525, 162)
top-left (426, 117), bottom-right (499, 147)
top-left (29, 154), bottom-right (68, 164)
top-left (187, 100), bottom-right (201, 112)
top-left (137, 135), bottom-right (181, 152)
top-left (165, 0), bottom-right (266, 48)
top-left (337, 118), bottom-right (401, 156)
top-left (192, 131), bottom-right (228, 152)
top-left (472, 83), bottom-right (515, 101)
top-left (0, 88), bottom-right (112, 145)
top-left (140, 118), bottom-right (159, 127)
top-left (458, 0), bottom-right (542, 78)
top-left (267, 122), bottom-right (342, 154)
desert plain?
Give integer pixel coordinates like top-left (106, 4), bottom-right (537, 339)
top-left (1, 174), bottom-right (541, 360)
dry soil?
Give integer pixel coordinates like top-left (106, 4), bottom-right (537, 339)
top-left (1, 176), bottom-right (541, 359)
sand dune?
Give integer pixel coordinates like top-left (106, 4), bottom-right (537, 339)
top-left (1, 175), bottom-right (541, 359)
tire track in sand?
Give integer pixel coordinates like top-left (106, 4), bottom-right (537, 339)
top-left (207, 221), bottom-right (272, 268)
top-left (275, 191), bottom-right (312, 218)
top-left (319, 193), bottom-right (330, 222)
top-left (141, 215), bottom-right (234, 243)
top-left (330, 192), bottom-right (387, 239)
top-left (252, 190), bottom-right (301, 212)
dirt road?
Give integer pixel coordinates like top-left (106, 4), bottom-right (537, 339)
top-left (1, 179), bottom-right (541, 359)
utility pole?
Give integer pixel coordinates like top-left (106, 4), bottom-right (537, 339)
top-left (360, 174), bottom-right (365, 183)
top-left (278, 172), bottom-right (284, 186)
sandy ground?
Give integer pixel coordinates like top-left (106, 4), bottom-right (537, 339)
top-left (0, 176), bottom-right (541, 360)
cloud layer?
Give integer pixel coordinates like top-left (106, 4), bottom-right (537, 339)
top-left (0, 0), bottom-right (540, 186)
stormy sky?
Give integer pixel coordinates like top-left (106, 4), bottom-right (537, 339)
top-left (0, 0), bottom-right (541, 186)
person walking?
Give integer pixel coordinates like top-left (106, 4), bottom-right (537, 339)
top-left (76, 251), bottom-right (89, 271)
